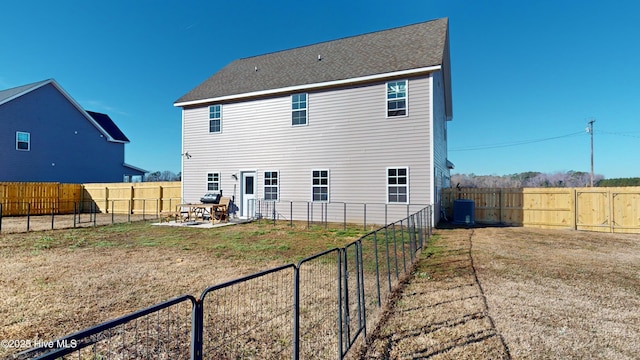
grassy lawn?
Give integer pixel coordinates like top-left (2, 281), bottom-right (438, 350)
top-left (0, 220), bottom-right (368, 358)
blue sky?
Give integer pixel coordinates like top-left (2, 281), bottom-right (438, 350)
top-left (2, 0), bottom-right (639, 179)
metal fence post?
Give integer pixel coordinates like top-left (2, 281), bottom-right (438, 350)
top-left (356, 241), bottom-right (366, 339)
top-left (384, 204), bottom-right (387, 227)
top-left (307, 202), bottom-right (310, 229)
top-left (343, 203), bottom-right (347, 231)
top-left (392, 223), bottom-right (399, 280)
top-left (408, 216), bottom-right (414, 262)
top-left (142, 199), bottom-right (146, 221)
top-left (290, 201), bottom-right (293, 228)
top-left (73, 202), bottom-right (77, 228)
top-left (27, 203), bottom-right (30, 232)
top-left (293, 266), bottom-right (300, 360)
top-left (51, 202), bottom-right (55, 230)
top-left (385, 226), bottom-right (392, 293)
top-left (337, 248), bottom-right (344, 358)
top-left (400, 219), bottom-right (407, 273)
top-left (191, 300), bottom-right (203, 360)
top-left (341, 248), bottom-right (350, 355)
top-left (0, 203), bottom-right (3, 233)
top-left (417, 210), bottom-right (423, 250)
top-left (273, 202), bottom-right (277, 226)
top-left (373, 231), bottom-right (381, 307)
top-left (324, 203), bottom-right (327, 230)
top-left (363, 203), bottom-right (367, 231)
top-left (128, 200), bottom-right (131, 223)
top-left (93, 203), bottom-right (97, 227)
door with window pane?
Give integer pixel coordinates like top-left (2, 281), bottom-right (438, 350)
top-left (240, 171), bottom-right (256, 218)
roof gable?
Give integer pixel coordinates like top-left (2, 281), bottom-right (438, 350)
top-left (0, 79), bottom-right (51, 106)
top-left (86, 111), bottom-right (130, 142)
top-left (175, 18), bottom-right (449, 105)
top-left (0, 79), bottom-right (130, 143)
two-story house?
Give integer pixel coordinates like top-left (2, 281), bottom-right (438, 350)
top-left (174, 18), bottom-right (453, 224)
top-left (0, 79), bottom-right (145, 183)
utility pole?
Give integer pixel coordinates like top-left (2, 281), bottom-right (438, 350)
top-left (587, 119), bottom-right (595, 187)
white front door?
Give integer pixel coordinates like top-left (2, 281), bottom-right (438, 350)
top-left (240, 171), bottom-right (257, 218)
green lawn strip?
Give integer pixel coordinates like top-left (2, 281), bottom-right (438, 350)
top-left (1, 220), bottom-right (369, 263)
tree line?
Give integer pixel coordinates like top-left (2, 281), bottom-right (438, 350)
top-left (144, 171), bottom-right (181, 182)
top-left (450, 171), bottom-right (639, 188)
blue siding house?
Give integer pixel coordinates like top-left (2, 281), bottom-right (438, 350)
top-left (0, 79), bottom-right (145, 183)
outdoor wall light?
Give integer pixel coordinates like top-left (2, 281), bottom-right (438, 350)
top-left (231, 173), bottom-right (238, 180)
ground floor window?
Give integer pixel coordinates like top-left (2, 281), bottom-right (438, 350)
top-left (312, 170), bottom-right (329, 201)
top-left (387, 167), bottom-right (408, 203)
top-left (207, 172), bottom-right (220, 191)
top-left (264, 171), bottom-right (279, 201)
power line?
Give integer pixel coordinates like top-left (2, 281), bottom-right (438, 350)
top-left (597, 130), bottom-right (640, 138)
top-left (449, 131), bottom-right (584, 151)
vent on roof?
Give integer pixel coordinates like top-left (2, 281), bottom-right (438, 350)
top-left (254, 66), bottom-right (258, 72)
top-left (318, 54), bottom-right (322, 61)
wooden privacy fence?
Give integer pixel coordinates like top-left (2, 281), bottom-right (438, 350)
top-left (83, 182), bottom-right (181, 214)
top-left (0, 182), bottom-right (82, 215)
top-left (442, 187), bottom-right (640, 234)
top-left (1, 182), bottom-right (181, 216)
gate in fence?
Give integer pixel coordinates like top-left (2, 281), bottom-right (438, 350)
top-left (16, 206), bottom-right (432, 360)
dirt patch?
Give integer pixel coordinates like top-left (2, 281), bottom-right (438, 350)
top-left (363, 227), bottom-right (640, 359)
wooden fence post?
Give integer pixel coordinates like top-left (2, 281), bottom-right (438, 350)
top-left (608, 189), bottom-right (614, 233)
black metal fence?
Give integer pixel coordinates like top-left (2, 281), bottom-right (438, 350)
top-left (0, 199), bottom-right (428, 234)
top-left (16, 206), bottom-right (432, 360)
top-left (0, 199), bottom-right (174, 233)
top-left (255, 199), bottom-right (431, 231)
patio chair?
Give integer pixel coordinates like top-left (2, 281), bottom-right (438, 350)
top-left (214, 197), bottom-right (231, 223)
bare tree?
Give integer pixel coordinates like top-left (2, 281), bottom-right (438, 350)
top-left (452, 171), bottom-right (605, 188)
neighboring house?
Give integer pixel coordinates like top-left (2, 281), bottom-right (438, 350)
top-left (174, 18), bottom-right (454, 224)
top-left (0, 79), bottom-right (145, 183)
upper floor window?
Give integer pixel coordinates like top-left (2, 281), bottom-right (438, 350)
top-left (292, 93), bottom-right (307, 126)
top-left (207, 172), bottom-right (220, 191)
top-left (312, 170), bottom-right (329, 202)
top-left (387, 80), bottom-right (407, 117)
top-left (264, 171), bottom-right (279, 201)
top-left (209, 105), bottom-right (221, 133)
top-left (387, 167), bottom-right (408, 203)
top-left (16, 131), bottom-right (30, 151)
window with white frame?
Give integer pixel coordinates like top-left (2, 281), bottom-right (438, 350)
top-left (264, 171), bottom-right (279, 201)
top-left (387, 80), bottom-right (407, 117)
top-left (209, 105), bottom-right (221, 133)
top-left (292, 93), bottom-right (307, 126)
top-left (16, 131), bottom-right (30, 151)
top-left (387, 167), bottom-right (408, 203)
top-left (312, 170), bottom-right (329, 202)
top-left (207, 172), bottom-right (220, 191)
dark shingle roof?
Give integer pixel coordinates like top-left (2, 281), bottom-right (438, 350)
top-left (86, 111), bottom-right (130, 142)
top-left (175, 18), bottom-right (449, 105)
top-left (1, 79), bottom-right (134, 143)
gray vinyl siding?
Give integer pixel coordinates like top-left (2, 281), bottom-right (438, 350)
top-left (0, 83), bottom-right (131, 183)
top-left (182, 75), bottom-right (434, 224)
top-left (432, 71), bottom-right (450, 223)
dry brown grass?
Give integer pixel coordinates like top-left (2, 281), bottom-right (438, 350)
top-left (0, 220), bottom-right (366, 359)
top-left (363, 227), bottom-right (640, 359)
top-left (3, 219), bottom-right (638, 359)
